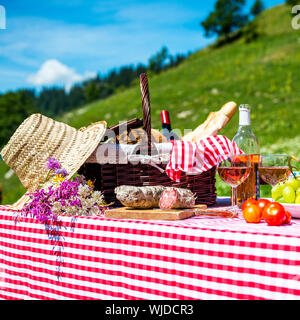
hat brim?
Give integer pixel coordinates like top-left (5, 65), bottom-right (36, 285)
top-left (62, 121), bottom-right (107, 181)
top-left (6, 118), bottom-right (107, 210)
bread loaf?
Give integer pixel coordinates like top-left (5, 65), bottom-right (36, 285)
top-left (118, 128), bottom-right (167, 144)
top-left (182, 101), bottom-right (237, 142)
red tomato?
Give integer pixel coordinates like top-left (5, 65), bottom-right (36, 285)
top-left (242, 204), bottom-right (262, 223)
top-left (257, 199), bottom-right (271, 212)
top-left (283, 211), bottom-right (292, 224)
top-left (242, 199), bottom-right (258, 211)
top-left (262, 202), bottom-right (286, 226)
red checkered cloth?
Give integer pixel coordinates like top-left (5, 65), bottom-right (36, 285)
top-left (166, 135), bottom-right (242, 182)
top-left (1, 205), bottom-right (300, 300)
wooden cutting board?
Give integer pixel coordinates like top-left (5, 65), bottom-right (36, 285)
top-left (104, 204), bottom-right (207, 221)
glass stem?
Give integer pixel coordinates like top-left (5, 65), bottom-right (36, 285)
top-left (231, 187), bottom-right (239, 212)
top-left (232, 187), bottom-right (237, 207)
top-left (231, 187), bottom-right (237, 207)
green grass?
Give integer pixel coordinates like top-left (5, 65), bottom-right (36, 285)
top-left (1, 4), bottom-right (299, 204)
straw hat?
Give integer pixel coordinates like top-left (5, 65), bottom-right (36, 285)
top-left (1, 113), bottom-right (107, 209)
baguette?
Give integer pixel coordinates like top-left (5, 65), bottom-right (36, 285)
top-left (182, 101), bottom-right (237, 142)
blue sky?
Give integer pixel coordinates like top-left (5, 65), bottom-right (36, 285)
top-left (0, 0), bottom-right (284, 93)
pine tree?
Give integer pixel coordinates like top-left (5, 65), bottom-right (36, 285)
top-left (286, 0), bottom-right (299, 6)
top-left (251, 0), bottom-right (264, 17)
top-left (201, 0), bottom-right (248, 39)
top-left (148, 47), bottom-right (170, 73)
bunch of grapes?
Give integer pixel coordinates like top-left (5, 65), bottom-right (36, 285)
top-left (272, 175), bottom-right (300, 204)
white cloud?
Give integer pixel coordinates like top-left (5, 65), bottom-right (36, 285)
top-left (26, 59), bottom-right (96, 91)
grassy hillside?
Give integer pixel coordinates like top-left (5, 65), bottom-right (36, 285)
top-left (1, 4), bottom-right (299, 204)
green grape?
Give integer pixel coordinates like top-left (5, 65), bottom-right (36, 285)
top-left (296, 194), bottom-right (300, 204)
top-left (282, 186), bottom-right (296, 203)
top-left (277, 196), bottom-right (286, 203)
top-left (285, 178), bottom-right (300, 191)
top-left (271, 184), bottom-right (284, 201)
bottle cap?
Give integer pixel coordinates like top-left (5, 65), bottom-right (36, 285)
top-left (161, 110), bottom-right (170, 124)
top-left (239, 104), bottom-right (251, 126)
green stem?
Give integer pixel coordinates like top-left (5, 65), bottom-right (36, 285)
top-left (288, 156), bottom-right (300, 179)
top-left (37, 169), bottom-right (53, 190)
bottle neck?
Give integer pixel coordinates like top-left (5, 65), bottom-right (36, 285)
top-left (161, 110), bottom-right (170, 124)
top-left (239, 108), bottom-right (251, 126)
top-left (161, 110), bottom-right (172, 131)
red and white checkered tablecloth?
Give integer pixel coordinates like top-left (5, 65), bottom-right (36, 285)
top-left (0, 204), bottom-right (300, 300)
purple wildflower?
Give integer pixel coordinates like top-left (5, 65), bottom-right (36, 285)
top-left (55, 179), bottom-right (80, 201)
top-left (69, 198), bottom-right (82, 207)
top-left (21, 188), bottom-right (56, 224)
top-left (20, 170), bottom-right (105, 223)
top-left (54, 168), bottom-right (68, 177)
top-left (59, 199), bottom-right (66, 207)
top-left (46, 158), bottom-right (61, 171)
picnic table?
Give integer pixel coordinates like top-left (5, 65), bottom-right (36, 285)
top-left (0, 198), bottom-right (299, 300)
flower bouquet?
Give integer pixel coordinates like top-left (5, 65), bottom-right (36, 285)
top-left (20, 158), bottom-right (108, 223)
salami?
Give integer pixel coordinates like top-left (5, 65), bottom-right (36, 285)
top-left (159, 187), bottom-right (196, 209)
top-left (115, 185), bottom-right (167, 209)
top-left (115, 185), bottom-right (195, 210)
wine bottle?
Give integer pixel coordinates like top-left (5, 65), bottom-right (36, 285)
top-left (161, 110), bottom-right (179, 140)
top-left (232, 104), bottom-right (260, 207)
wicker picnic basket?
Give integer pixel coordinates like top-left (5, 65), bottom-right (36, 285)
top-left (78, 73), bottom-right (217, 206)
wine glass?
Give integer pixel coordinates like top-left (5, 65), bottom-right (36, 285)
top-left (258, 155), bottom-right (290, 187)
top-left (217, 154), bottom-right (251, 212)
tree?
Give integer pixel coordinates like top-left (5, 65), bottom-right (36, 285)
top-left (84, 81), bottom-right (101, 103)
top-left (37, 87), bottom-right (68, 117)
top-left (251, 0), bottom-right (264, 16)
top-left (135, 63), bottom-right (147, 77)
top-left (286, 0), bottom-right (299, 6)
top-left (168, 54), bottom-right (186, 69)
top-left (68, 85), bottom-right (86, 109)
top-left (201, 0), bottom-right (248, 39)
top-left (148, 46), bottom-right (170, 73)
top-left (0, 90), bottom-right (37, 147)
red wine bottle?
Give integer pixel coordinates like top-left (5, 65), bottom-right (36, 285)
top-left (161, 110), bottom-right (179, 140)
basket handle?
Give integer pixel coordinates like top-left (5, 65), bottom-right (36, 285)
top-left (139, 73), bottom-right (152, 153)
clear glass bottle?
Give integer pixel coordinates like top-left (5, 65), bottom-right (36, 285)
top-left (232, 104), bottom-right (260, 207)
